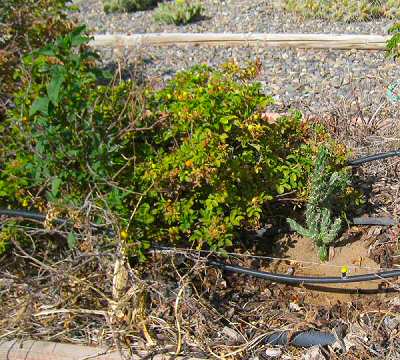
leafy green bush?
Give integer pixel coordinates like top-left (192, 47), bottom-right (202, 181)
top-left (386, 24), bottom-right (400, 102)
top-left (154, 0), bottom-right (203, 25)
top-left (102, 0), bottom-right (159, 13)
top-left (1, 26), bottom-right (139, 208)
top-left (287, 147), bottom-right (350, 261)
top-left (283, 0), bottom-right (400, 22)
top-left (1, 28), bottom-right (350, 256)
top-left (0, 0), bottom-right (74, 120)
top-left (125, 64), bottom-right (349, 253)
top-left (387, 23), bottom-right (400, 59)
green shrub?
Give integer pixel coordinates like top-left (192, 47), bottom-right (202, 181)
top-left (125, 63), bottom-right (349, 253)
top-left (1, 26), bottom-right (140, 208)
top-left (154, 0), bottom-right (203, 25)
top-left (102, 0), bottom-right (159, 13)
top-left (283, 0), bottom-right (400, 22)
top-left (0, 0), bottom-right (74, 121)
top-left (1, 28), bottom-right (350, 256)
top-left (287, 147), bottom-right (350, 261)
top-left (387, 23), bottom-right (400, 59)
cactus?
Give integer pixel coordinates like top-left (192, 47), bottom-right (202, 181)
top-left (287, 147), bottom-right (350, 261)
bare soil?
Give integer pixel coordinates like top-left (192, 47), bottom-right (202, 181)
top-left (269, 233), bottom-right (393, 305)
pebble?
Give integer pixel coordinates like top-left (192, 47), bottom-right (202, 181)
top-left (289, 301), bottom-right (302, 311)
top-left (383, 316), bottom-right (400, 330)
top-left (302, 346), bottom-right (324, 360)
top-left (265, 347), bottom-right (283, 358)
top-left (222, 326), bottom-right (242, 342)
top-left (111, 45), bottom-right (398, 114)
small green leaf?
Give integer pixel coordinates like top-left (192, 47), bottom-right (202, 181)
top-left (220, 115), bottom-right (236, 125)
top-left (70, 25), bottom-right (89, 46)
top-left (225, 238), bottom-right (233, 247)
top-left (37, 47), bottom-right (55, 56)
top-left (319, 246), bottom-right (328, 261)
top-left (47, 69), bottom-right (66, 105)
top-left (51, 177), bottom-right (62, 197)
top-left (277, 184), bottom-right (285, 194)
top-left (67, 233), bottom-right (77, 250)
top-left (29, 97), bottom-right (49, 116)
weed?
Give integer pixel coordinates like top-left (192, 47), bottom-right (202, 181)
top-left (283, 0), bottom-right (400, 22)
top-left (102, 0), bottom-right (159, 13)
top-left (387, 23), bottom-right (400, 59)
top-left (0, 0), bottom-right (74, 120)
top-left (154, 0), bottom-right (203, 25)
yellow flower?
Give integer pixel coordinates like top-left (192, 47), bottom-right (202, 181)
top-left (120, 230), bottom-right (129, 240)
top-left (22, 199), bottom-right (29, 207)
top-left (341, 265), bottom-right (348, 277)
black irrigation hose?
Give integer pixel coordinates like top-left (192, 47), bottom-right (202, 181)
top-left (1, 208), bottom-right (400, 285)
top-left (264, 330), bottom-right (337, 347)
top-left (352, 216), bottom-right (396, 226)
top-left (0, 208), bottom-right (67, 226)
top-left (208, 260), bottom-right (400, 284)
top-left (347, 149), bottom-right (400, 166)
top-left (0, 208), bottom-right (114, 235)
top-left (256, 216), bottom-right (396, 237)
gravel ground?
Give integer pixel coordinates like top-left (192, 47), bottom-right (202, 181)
top-left (72, 0), bottom-right (395, 34)
top-left (101, 44), bottom-right (400, 116)
top-left (71, 0), bottom-right (400, 119)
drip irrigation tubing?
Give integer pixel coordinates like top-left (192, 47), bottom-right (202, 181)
top-left (1, 208), bottom-right (400, 285)
top-left (264, 330), bottom-right (337, 347)
top-left (352, 216), bottom-right (395, 226)
top-left (0, 209), bottom-right (396, 228)
top-left (0, 208), bottom-right (65, 224)
top-left (255, 216), bottom-right (396, 237)
top-left (0, 208), bottom-right (114, 235)
top-left (347, 149), bottom-right (400, 166)
top-left (207, 260), bottom-right (400, 284)
top-left (1, 149), bottom-right (400, 287)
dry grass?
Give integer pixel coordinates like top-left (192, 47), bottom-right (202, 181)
top-left (1, 218), bottom-right (400, 359)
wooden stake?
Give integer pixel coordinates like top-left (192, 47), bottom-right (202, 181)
top-left (91, 32), bottom-right (389, 50)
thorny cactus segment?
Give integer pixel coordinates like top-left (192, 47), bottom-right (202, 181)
top-left (287, 147), bottom-right (350, 261)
